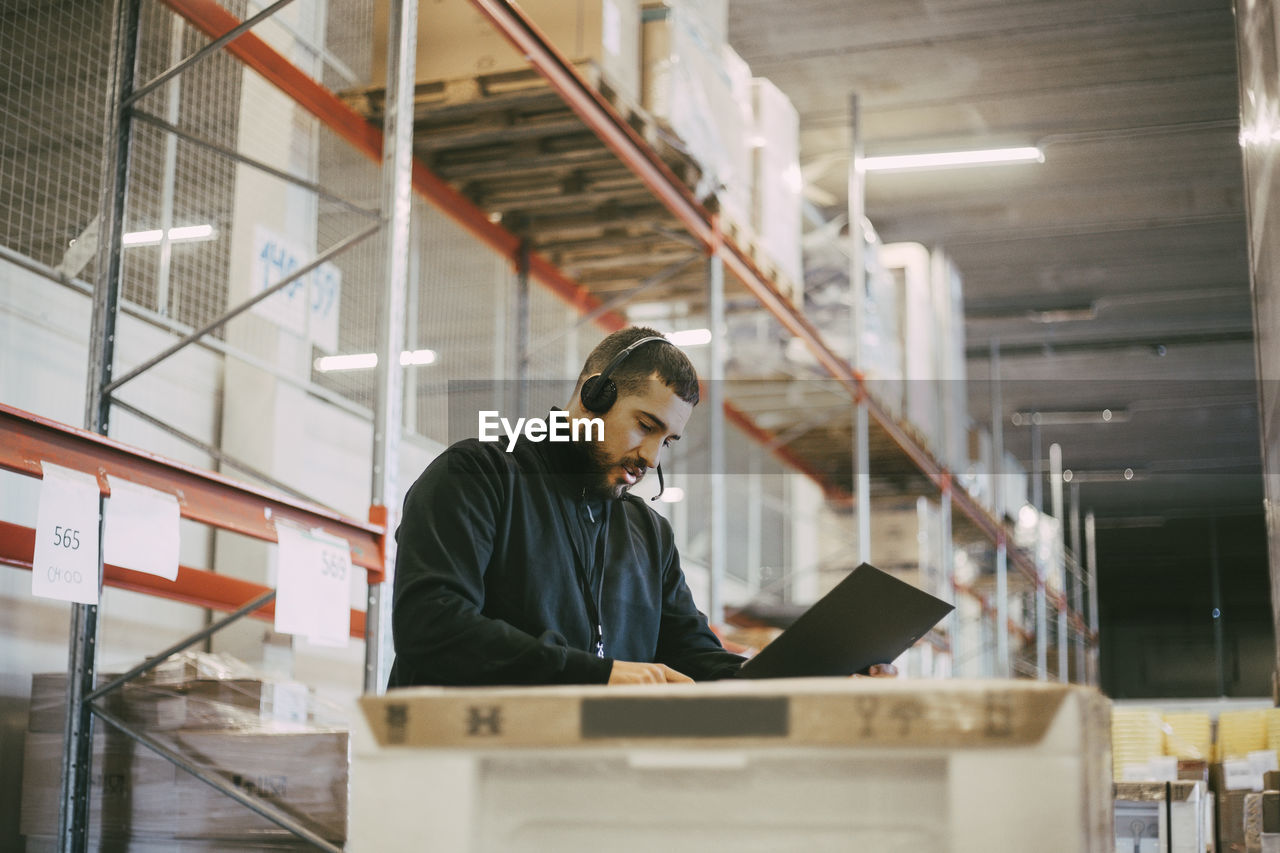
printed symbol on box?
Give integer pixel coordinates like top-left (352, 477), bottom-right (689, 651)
top-left (467, 705), bottom-right (503, 736)
top-left (385, 703), bottom-right (408, 744)
top-left (891, 700), bottom-right (924, 736)
top-left (233, 773), bottom-right (287, 799)
top-left (854, 696), bottom-right (880, 737)
top-left (984, 692), bottom-right (1014, 738)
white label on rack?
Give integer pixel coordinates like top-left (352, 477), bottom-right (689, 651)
top-left (103, 477), bottom-right (180, 581)
top-left (275, 524), bottom-right (314, 638)
top-left (307, 529), bottom-right (352, 648)
top-left (273, 525), bottom-right (351, 646)
top-left (32, 463), bottom-right (101, 604)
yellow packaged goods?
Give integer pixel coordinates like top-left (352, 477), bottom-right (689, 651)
top-left (1219, 709), bottom-right (1268, 761)
top-left (352, 678), bottom-right (1113, 853)
top-left (1163, 711), bottom-right (1212, 760)
top-left (371, 0), bottom-right (640, 103)
top-left (1111, 707), bottom-right (1165, 777)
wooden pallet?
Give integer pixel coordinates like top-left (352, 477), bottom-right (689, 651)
top-left (340, 65), bottom-right (803, 309)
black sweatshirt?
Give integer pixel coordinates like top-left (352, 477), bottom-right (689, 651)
top-left (387, 433), bottom-right (745, 687)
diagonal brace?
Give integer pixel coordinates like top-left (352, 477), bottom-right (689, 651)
top-left (123, 0), bottom-right (299, 109)
top-left (103, 220), bottom-right (380, 396)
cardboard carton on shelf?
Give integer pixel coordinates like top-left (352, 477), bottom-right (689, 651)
top-left (371, 0), bottom-right (641, 105)
top-left (28, 671), bottom-right (310, 733)
top-left (641, 2), bottom-right (751, 225)
top-left (750, 76), bottom-right (803, 298)
top-left (20, 728), bottom-right (349, 843)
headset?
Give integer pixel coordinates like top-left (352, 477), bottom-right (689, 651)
top-left (579, 335), bottom-right (674, 500)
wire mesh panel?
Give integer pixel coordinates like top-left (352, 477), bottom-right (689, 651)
top-left (0, 0), bottom-right (111, 276)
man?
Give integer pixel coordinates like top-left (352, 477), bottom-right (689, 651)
top-left (387, 327), bottom-right (745, 687)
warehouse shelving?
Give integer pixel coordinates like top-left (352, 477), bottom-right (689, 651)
top-left (150, 0), bottom-right (1095, 668)
top-left (2, 0), bottom-right (1099, 848)
top-left (0, 402), bottom-right (385, 853)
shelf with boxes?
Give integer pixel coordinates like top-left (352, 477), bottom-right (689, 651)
top-left (0, 401), bottom-right (386, 851)
top-left (20, 653), bottom-right (350, 851)
top-left (157, 0), bottom-right (1092, 674)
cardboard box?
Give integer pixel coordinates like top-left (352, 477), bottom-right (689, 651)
top-left (351, 679), bottom-right (1113, 852)
top-left (641, 4), bottom-right (750, 211)
top-left (1114, 780), bottom-right (1208, 853)
top-left (28, 672), bottom-right (123, 733)
top-left (29, 673), bottom-right (310, 733)
top-left (751, 76), bottom-right (803, 292)
top-left (371, 0), bottom-right (640, 104)
top-left (21, 729), bottom-right (348, 842)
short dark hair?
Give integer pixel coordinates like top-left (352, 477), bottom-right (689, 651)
top-left (576, 326), bottom-right (700, 406)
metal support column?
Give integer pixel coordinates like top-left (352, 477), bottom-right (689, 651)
top-left (1085, 511), bottom-right (1100, 685)
top-left (1070, 480), bottom-right (1085, 683)
top-left (940, 482), bottom-right (955, 674)
top-left (707, 248), bottom-right (727, 626)
top-left (63, 0), bottom-right (141, 848)
top-left (991, 340), bottom-right (1010, 677)
top-left (1210, 517), bottom-right (1227, 696)
top-left (1035, 501), bottom-right (1048, 679)
top-left (366, 0), bottom-right (417, 695)
top-left (1050, 443), bottom-right (1067, 682)
top-left (848, 94), bottom-right (871, 564)
top-left (515, 242), bottom-right (531, 416)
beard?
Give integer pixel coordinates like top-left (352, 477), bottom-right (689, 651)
top-left (578, 440), bottom-right (646, 500)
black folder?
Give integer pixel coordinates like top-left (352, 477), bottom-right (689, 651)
top-left (737, 562), bottom-right (955, 679)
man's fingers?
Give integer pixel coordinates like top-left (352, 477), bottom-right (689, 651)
top-left (607, 660), bottom-right (694, 684)
top-left (660, 665), bottom-right (694, 683)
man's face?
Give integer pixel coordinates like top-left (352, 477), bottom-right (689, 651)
top-left (576, 374), bottom-right (693, 500)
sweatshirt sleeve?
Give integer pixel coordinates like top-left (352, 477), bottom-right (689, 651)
top-left (389, 443), bottom-right (613, 687)
top-left (651, 516), bottom-right (746, 681)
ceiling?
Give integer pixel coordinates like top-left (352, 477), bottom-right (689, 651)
top-left (728, 0), bottom-right (1263, 525)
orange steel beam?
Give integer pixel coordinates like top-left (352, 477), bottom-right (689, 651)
top-left (0, 521), bottom-right (366, 639)
top-left (0, 402), bottom-right (385, 580)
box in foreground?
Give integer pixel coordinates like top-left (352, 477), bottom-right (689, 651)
top-left (351, 678), bottom-right (1112, 852)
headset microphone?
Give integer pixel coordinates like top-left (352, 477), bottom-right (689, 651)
top-left (651, 464), bottom-right (664, 501)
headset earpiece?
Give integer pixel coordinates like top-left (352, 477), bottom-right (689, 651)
top-left (580, 373), bottom-right (617, 414)
top-left (578, 335), bottom-right (669, 415)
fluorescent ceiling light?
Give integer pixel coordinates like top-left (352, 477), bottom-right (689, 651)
top-left (399, 349), bottom-right (437, 366)
top-left (122, 224), bottom-right (216, 246)
top-left (666, 328), bottom-right (712, 347)
top-left (861, 147), bottom-right (1044, 173)
top-left (313, 349), bottom-right (438, 372)
top-left (314, 353), bottom-right (378, 372)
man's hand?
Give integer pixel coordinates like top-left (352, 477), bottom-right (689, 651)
top-left (608, 660), bottom-right (694, 684)
top-left (855, 663), bottom-right (899, 678)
